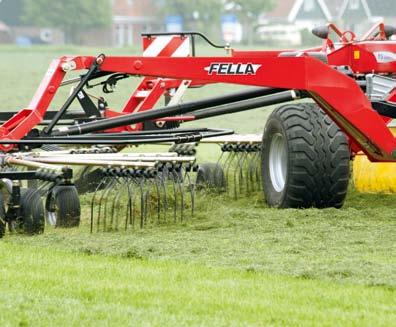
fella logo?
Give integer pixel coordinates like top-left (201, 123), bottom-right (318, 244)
top-left (205, 63), bottom-right (262, 75)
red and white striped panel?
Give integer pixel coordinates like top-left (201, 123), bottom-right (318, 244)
top-left (142, 36), bottom-right (190, 57)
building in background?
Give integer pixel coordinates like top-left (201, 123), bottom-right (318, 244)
top-left (111, 0), bottom-right (161, 47)
top-left (260, 0), bottom-right (334, 28)
top-left (288, 0), bottom-right (332, 28)
top-left (258, 0), bottom-right (334, 45)
top-left (80, 0), bottom-right (161, 47)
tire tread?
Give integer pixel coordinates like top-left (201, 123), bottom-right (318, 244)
top-left (262, 103), bottom-right (350, 208)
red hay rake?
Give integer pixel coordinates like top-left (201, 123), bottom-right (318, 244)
top-left (1, 22), bottom-right (396, 237)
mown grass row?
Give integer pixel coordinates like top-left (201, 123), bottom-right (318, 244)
top-left (1, 241), bottom-right (395, 327)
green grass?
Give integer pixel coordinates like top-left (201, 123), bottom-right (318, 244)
top-left (5, 189), bottom-right (396, 288)
top-left (0, 45), bottom-right (395, 326)
top-left (0, 242), bottom-right (395, 327)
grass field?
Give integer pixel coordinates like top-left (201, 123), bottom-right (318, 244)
top-left (0, 45), bottom-right (395, 326)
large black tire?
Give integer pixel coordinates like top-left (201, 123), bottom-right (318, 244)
top-left (0, 193), bottom-right (5, 238)
top-left (46, 185), bottom-right (81, 228)
top-left (261, 103), bottom-right (350, 208)
top-left (20, 188), bottom-right (45, 235)
top-left (196, 163), bottom-right (226, 191)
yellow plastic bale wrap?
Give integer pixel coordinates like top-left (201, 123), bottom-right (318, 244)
top-left (353, 155), bottom-right (396, 193)
top-left (353, 127), bottom-right (396, 193)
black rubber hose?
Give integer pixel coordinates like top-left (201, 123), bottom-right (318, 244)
top-left (51, 87), bottom-right (285, 136)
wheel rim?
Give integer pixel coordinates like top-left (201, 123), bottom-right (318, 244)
top-left (46, 211), bottom-right (57, 226)
top-left (269, 133), bottom-right (287, 192)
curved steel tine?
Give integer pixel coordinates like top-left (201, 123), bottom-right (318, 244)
top-left (235, 151), bottom-right (243, 198)
top-left (222, 149), bottom-right (234, 185)
top-left (217, 147), bottom-right (225, 166)
top-left (100, 177), bottom-right (116, 232)
top-left (253, 151), bottom-right (261, 190)
top-left (237, 150), bottom-right (248, 195)
top-left (91, 176), bottom-right (108, 233)
top-left (116, 176), bottom-right (129, 230)
top-left (183, 167), bottom-right (195, 218)
top-left (174, 167), bottom-right (184, 222)
top-left (240, 151), bottom-right (249, 195)
top-left (225, 151), bottom-right (236, 197)
top-left (137, 178), bottom-right (145, 229)
top-left (179, 168), bottom-right (185, 221)
top-left (254, 151), bottom-right (262, 190)
top-left (105, 178), bottom-right (117, 231)
top-left (249, 152), bottom-right (258, 190)
top-left (234, 148), bottom-right (247, 198)
top-left (246, 152), bottom-right (252, 194)
top-left (151, 173), bottom-right (161, 222)
top-left (131, 176), bottom-right (140, 229)
top-left (124, 175), bottom-right (133, 231)
top-left (170, 168), bottom-right (178, 222)
top-left (247, 152), bottom-right (256, 192)
top-left (232, 152), bottom-right (241, 200)
top-left (148, 171), bottom-right (160, 224)
top-left (252, 151), bottom-right (259, 190)
top-left (111, 176), bottom-right (126, 231)
top-left (235, 151), bottom-right (244, 195)
top-left (96, 181), bottom-right (106, 232)
top-left (158, 170), bottom-right (168, 222)
top-left (109, 180), bottom-right (119, 230)
top-left (215, 150), bottom-right (227, 193)
top-left (144, 178), bottom-right (151, 226)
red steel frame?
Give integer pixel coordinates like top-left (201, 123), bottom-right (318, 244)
top-left (1, 23), bottom-right (396, 162)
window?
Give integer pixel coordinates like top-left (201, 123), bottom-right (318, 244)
top-left (127, 0), bottom-right (134, 6)
top-left (349, 0), bottom-right (360, 10)
top-left (304, 0), bottom-right (315, 12)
